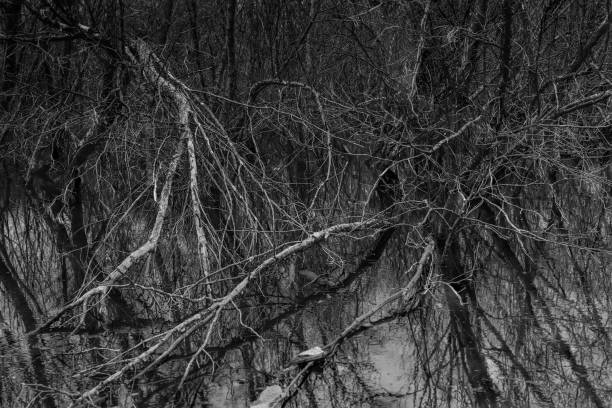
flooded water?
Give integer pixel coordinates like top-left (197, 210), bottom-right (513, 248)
top-left (205, 268), bottom-right (421, 408)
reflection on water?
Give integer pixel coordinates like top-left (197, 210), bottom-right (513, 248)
top-left (206, 329), bottom-right (416, 408)
top-left (206, 277), bottom-right (419, 408)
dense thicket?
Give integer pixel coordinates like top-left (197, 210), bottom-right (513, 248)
top-left (1, 1), bottom-right (611, 407)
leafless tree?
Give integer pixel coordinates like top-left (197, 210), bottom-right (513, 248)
top-left (1, 1), bottom-right (611, 407)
